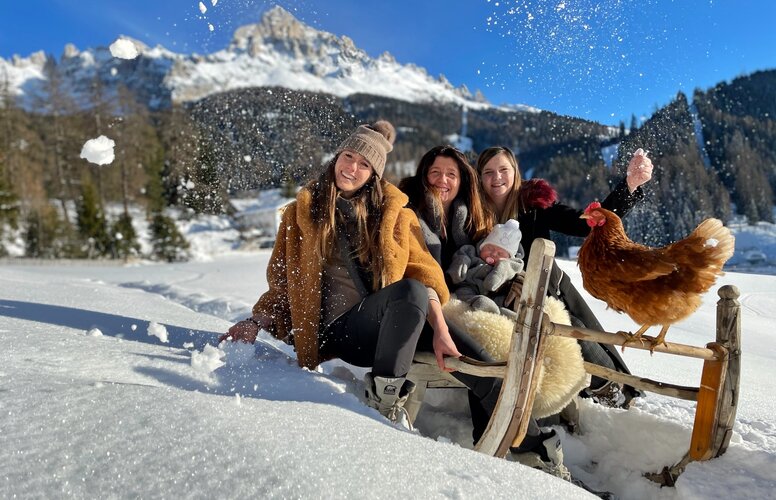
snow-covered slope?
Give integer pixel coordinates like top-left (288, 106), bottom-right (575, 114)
top-left (0, 6), bottom-right (526, 111)
top-left (2, 252), bottom-right (775, 499)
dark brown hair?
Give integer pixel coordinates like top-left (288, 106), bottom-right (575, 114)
top-left (399, 145), bottom-right (490, 240)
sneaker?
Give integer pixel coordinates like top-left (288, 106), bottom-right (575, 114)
top-left (508, 429), bottom-right (572, 481)
top-left (364, 373), bottom-right (416, 424)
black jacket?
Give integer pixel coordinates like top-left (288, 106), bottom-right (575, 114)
top-left (518, 178), bottom-right (643, 261)
top-left (516, 178), bottom-right (644, 391)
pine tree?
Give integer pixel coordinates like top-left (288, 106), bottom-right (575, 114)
top-left (76, 179), bottom-right (112, 257)
top-left (181, 136), bottom-right (227, 214)
top-left (0, 165), bottom-right (20, 241)
top-left (158, 104), bottom-right (201, 207)
top-left (0, 73), bottom-right (47, 214)
top-left (629, 114), bottom-right (639, 134)
top-left (111, 212), bottom-right (141, 259)
top-left (149, 212), bottom-right (189, 262)
top-left (24, 206), bottom-right (77, 258)
top-left (37, 55), bottom-right (79, 220)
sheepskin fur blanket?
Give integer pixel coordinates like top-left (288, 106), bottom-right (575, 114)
top-left (443, 297), bottom-right (587, 419)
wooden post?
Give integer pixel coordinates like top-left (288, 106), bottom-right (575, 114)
top-left (689, 285), bottom-right (741, 461)
top-left (689, 343), bottom-right (728, 460)
top-left (712, 285), bottom-right (741, 457)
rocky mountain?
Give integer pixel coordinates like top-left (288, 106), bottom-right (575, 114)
top-left (0, 6), bottom-right (516, 112)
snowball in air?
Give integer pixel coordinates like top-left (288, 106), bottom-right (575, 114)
top-left (199, 2), bottom-right (207, 14)
top-left (109, 38), bottom-right (139, 60)
top-left (147, 321), bottom-right (169, 343)
top-left (211, 0), bottom-right (218, 5)
top-left (80, 136), bottom-right (115, 166)
top-left (208, 23), bottom-right (215, 32)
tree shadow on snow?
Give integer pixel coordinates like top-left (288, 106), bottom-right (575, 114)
top-left (0, 299), bottom-right (220, 350)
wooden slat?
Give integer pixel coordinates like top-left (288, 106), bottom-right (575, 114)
top-left (474, 239), bottom-right (554, 457)
top-left (550, 323), bottom-right (722, 361)
top-left (583, 362), bottom-right (699, 401)
top-left (412, 352), bottom-right (507, 378)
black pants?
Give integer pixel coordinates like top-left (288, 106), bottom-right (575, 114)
top-left (321, 278), bottom-right (503, 441)
top-left (320, 279), bottom-right (429, 377)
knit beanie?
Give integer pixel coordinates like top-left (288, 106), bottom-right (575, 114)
top-left (337, 120), bottom-right (396, 178)
top-left (481, 219), bottom-right (522, 258)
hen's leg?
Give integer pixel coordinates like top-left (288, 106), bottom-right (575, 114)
top-left (619, 324), bottom-right (651, 352)
top-left (647, 325), bottom-right (671, 353)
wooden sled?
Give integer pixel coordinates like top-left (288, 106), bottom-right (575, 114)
top-left (406, 238), bottom-right (741, 479)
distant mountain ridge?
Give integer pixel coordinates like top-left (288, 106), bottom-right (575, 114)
top-left (0, 6), bottom-right (536, 113)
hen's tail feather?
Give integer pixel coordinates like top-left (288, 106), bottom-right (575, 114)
top-left (669, 218), bottom-right (735, 293)
top-left (691, 218), bottom-right (735, 266)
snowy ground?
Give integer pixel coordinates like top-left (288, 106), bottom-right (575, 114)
top-left (2, 250), bottom-right (775, 499)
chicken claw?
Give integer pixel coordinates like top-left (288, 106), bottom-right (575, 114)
top-left (617, 324), bottom-right (652, 352)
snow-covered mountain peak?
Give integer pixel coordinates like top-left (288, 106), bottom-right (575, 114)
top-left (1, 5), bottom-right (512, 111)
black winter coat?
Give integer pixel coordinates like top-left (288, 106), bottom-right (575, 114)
top-left (514, 179), bottom-right (645, 394)
top-left (518, 178), bottom-right (644, 261)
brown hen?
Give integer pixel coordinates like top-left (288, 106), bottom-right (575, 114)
top-left (577, 202), bottom-right (735, 351)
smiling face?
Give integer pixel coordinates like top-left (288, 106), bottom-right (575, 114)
top-left (334, 149), bottom-right (373, 197)
top-left (426, 156), bottom-right (461, 213)
top-left (479, 153), bottom-right (516, 208)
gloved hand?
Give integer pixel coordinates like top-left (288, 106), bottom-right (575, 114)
top-left (467, 295), bottom-right (502, 315)
top-left (447, 245), bottom-right (478, 285)
top-left (483, 257), bottom-right (524, 293)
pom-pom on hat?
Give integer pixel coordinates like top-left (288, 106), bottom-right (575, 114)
top-left (481, 219), bottom-right (522, 258)
top-left (337, 120), bottom-right (396, 178)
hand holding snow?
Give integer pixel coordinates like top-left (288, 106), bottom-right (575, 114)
top-left (109, 38), bottom-right (139, 60)
top-left (80, 136), bottom-right (115, 166)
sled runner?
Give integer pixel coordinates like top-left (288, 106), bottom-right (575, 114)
top-left (406, 238), bottom-right (741, 482)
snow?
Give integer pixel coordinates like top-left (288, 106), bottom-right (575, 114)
top-left (108, 38), bottom-right (139, 60)
top-left (147, 321), bottom-right (169, 343)
top-left (79, 135), bottom-right (115, 165)
top-left (198, 2), bottom-right (207, 15)
top-left (2, 240), bottom-right (775, 498)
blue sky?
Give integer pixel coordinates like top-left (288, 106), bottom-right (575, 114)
top-left (2, 0), bottom-right (774, 126)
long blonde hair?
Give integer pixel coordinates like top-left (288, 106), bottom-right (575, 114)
top-left (307, 154), bottom-right (387, 290)
top-left (476, 146), bottom-right (523, 223)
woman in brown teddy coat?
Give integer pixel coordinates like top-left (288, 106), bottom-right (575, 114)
top-left (221, 121), bottom-right (495, 423)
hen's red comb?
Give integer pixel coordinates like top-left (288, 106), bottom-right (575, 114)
top-left (584, 201), bottom-right (602, 214)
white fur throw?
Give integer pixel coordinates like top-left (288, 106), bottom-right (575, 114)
top-left (443, 297), bottom-right (587, 418)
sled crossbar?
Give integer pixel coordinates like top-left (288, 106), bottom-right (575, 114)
top-left (405, 238), bottom-right (741, 479)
